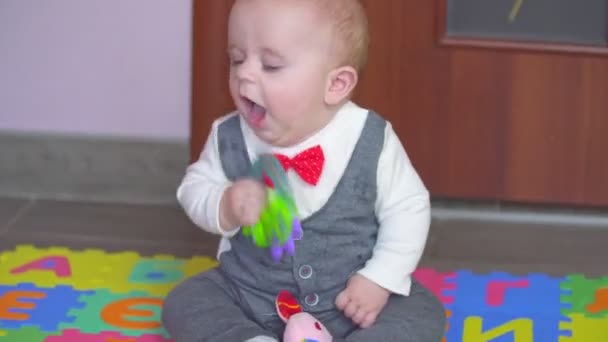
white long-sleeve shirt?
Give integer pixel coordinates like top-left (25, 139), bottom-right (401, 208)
top-left (177, 101), bottom-right (430, 296)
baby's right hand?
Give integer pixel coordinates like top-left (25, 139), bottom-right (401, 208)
top-left (219, 178), bottom-right (267, 231)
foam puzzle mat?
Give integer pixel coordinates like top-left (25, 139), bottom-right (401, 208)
top-left (0, 245), bottom-right (606, 341)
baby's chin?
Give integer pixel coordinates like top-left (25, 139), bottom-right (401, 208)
top-left (249, 127), bottom-right (301, 148)
top-left (251, 129), bottom-right (285, 146)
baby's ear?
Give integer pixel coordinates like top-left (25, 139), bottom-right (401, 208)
top-left (324, 66), bottom-right (358, 106)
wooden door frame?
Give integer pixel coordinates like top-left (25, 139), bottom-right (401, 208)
top-left (189, 0), bottom-right (235, 162)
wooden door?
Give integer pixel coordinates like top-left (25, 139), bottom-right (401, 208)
top-left (190, 0), bottom-right (608, 207)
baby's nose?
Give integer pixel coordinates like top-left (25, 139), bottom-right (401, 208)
top-left (239, 86), bottom-right (251, 100)
top-left (235, 59), bottom-right (256, 82)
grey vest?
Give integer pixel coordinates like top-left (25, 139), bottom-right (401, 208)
top-left (217, 111), bottom-right (386, 315)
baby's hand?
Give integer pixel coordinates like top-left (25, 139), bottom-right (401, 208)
top-left (335, 274), bottom-right (390, 329)
top-left (220, 178), bottom-right (267, 230)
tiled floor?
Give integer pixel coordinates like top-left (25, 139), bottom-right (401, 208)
top-left (0, 197), bottom-right (220, 259)
top-left (1, 197), bottom-right (607, 277)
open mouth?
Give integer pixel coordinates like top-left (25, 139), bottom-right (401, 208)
top-left (242, 96), bottom-right (266, 127)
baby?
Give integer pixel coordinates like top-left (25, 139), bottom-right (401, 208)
top-left (162, 0), bottom-right (446, 341)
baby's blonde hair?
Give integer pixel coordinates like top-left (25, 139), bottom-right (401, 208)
top-left (313, 0), bottom-right (370, 73)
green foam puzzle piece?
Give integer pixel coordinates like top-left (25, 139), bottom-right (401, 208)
top-left (0, 326), bottom-right (55, 342)
top-left (129, 259), bottom-right (185, 283)
top-left (560, 274), bottom-right (608, 318)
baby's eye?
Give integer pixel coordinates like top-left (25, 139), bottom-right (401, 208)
top-left (263, 65), bottom-right (282, 72)
top-left (230, 59), bottom-right (244, 66)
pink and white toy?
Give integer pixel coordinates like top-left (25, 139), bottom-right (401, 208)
top-left (275, 290), bottom-right (333, 342)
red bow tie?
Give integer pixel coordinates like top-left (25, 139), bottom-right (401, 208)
top-left (266, 145), bottom-right (325, 186)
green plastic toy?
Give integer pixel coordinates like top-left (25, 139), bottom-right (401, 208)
top-left (242, 154), bottom-right (302, 262)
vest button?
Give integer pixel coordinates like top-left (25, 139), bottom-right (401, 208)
top-left (298, 264), bottom-right (313, 279)
top-left (304, 293), bottom-right (319, 306)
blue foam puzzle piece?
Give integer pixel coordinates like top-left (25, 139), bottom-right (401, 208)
top-left (0, 283), bottom-right (93, 332)
top-left (444, 270), bottom-right (566, 341)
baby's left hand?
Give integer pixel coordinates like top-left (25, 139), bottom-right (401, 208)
top-left (335, 274), bottom-right (390, 328)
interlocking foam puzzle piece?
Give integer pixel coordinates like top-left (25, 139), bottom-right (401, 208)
top-left (45, 329), bottom-right (173, 341)
top-left (412, 268), bottom-right (456, 305)
top-left (443, 270), bottom-right (564, 341)
top-left (0, 283), bottom-right (91, 332)
top-left (130, 259), bottom-right (185, 284)
top-left (0, 245), bottom-right (123, 290)
top-left (559, 313), bottom-right (608, 342)
top-left (61, 289), bottom-right (167, 338)
top-left (560, 274), bottom-right (608, 318)
top-left (0, 245), bottom-right (217, 296)
top-left (0, 326), bottom-right (56, 341)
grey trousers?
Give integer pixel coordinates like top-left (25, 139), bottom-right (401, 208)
top-left (162, 268), bottom-right (446, 342)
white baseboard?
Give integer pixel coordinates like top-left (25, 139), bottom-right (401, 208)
top-left (0, 131), bottom-right (189, 204)
top-left (432, 200), bottom-right (608, 228)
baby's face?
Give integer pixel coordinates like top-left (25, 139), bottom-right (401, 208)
top-left (228, 0), bottom-right (336, 147)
